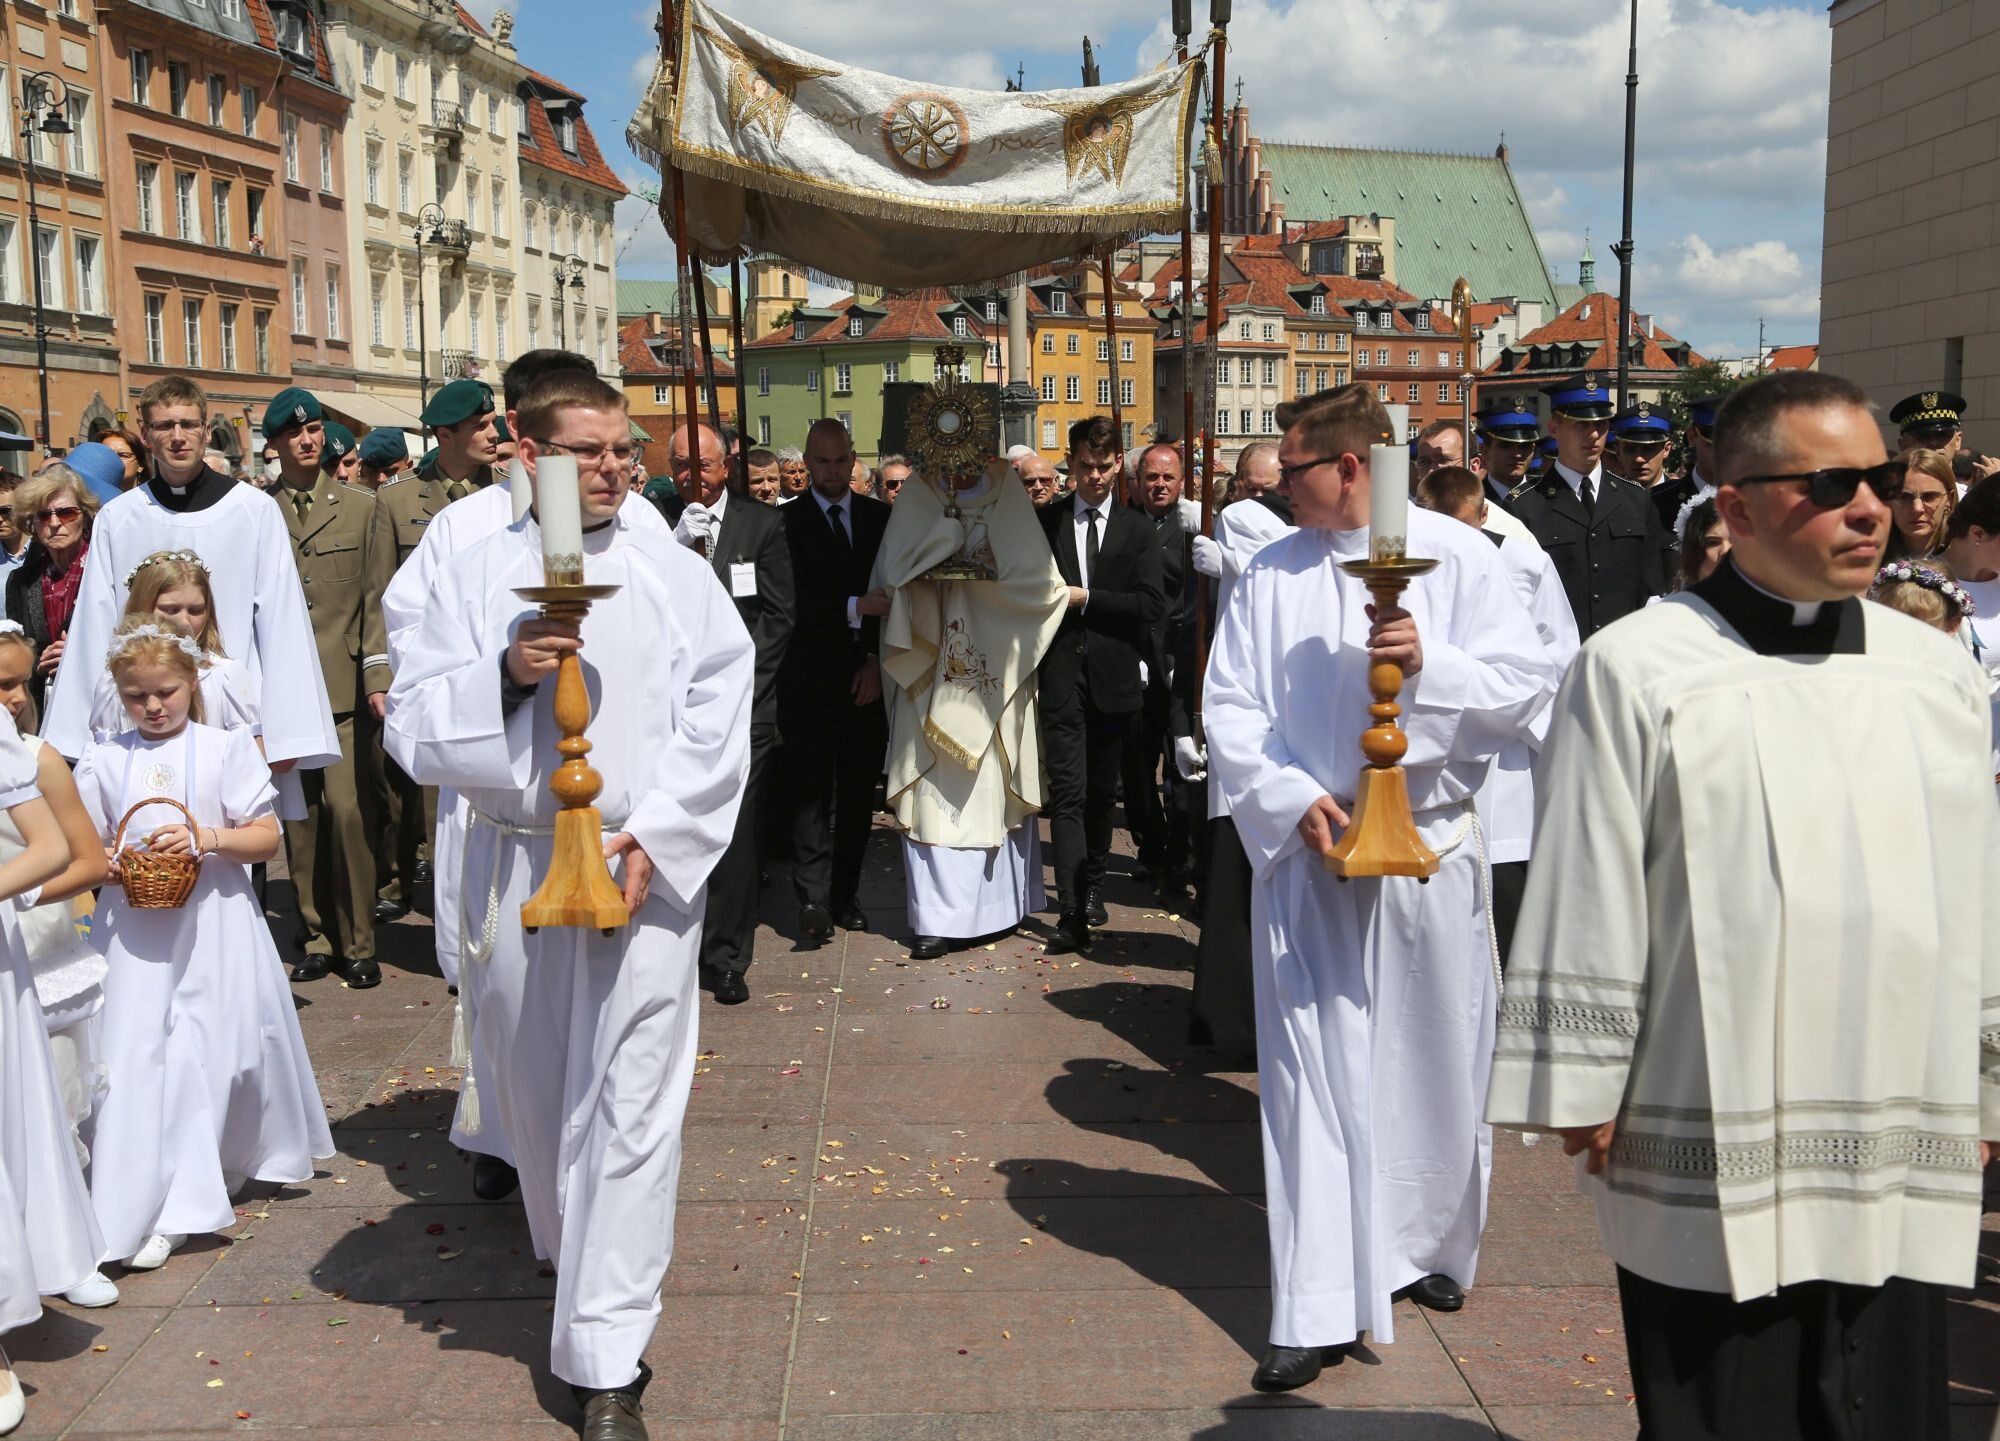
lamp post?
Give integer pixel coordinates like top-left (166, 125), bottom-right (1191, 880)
top-left (15, 71), bottom-right (73, 455)
top-left (552, 254), bottom-right (585, 349)
top-left (413, 202), bottom-right (448, 414)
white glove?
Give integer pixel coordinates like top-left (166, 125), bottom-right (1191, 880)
top-left (1174, 736), bottom-right (1207, 781)
top-left (674, 502), bottom-right (715, 551)
top-left (1138, 660), bottom-right (1149, 688)
top-left (1191, 533), bottom-right (1222, 578)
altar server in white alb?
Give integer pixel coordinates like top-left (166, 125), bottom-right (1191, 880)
top-left (386, 372), bottom-right (752, 1441)
top-left (41, 376), bottom-right (337, 774)
top-left (1488, 371), bottom-right (2000, 1441)
top-left (1205, 384), bottom-right (1559, 1394)
top-left (376, 349), bottom-right (668, 1205)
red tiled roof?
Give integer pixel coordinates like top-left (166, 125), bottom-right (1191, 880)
top-left (746, 289), bottom-right (990, 348)
top-left (1467, 301), bottom-right (1516, 329)
top-left (519, 79), bottom-right (627, 196)
top-left (1490, 292), bottom-right (1707, 373)
top-left (1767, 343), bottom-right (1818, 370)
top-left (619, 316), bottom-right (734, 378)
top-left (455, 5), bottom-right (489, 37)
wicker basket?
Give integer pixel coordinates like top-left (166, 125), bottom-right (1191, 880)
top-left (112, 798), bottom-right (204, 910)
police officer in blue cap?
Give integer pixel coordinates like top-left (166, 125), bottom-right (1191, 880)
top-left (1474, 401), bottom-right (1542, 510)
top-left (1505, 371), bottom-right (1670, 637)
top-left (1649, 393), bottom-right (1723, 531)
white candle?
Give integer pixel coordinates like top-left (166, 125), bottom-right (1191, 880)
top-left (1368, 443), bottom-right (1410, 562)
top-left (534, 454), bottom-right (583, 579)
top-left (508, 456), bottom-right (532, 522)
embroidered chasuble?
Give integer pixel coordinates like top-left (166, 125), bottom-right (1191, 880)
top-left (875, 463), bottom-right (1066, 849)
top-left (1488, 561), bottom-right (2000, 1301)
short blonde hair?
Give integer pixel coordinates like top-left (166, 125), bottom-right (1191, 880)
top-left (15, 468), bottom-right (101, 534)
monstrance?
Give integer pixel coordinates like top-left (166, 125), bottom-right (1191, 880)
top-left (1324, 441), bottom-right (1443, 881)
top-left (908, 346), bottom-right (1001, 581)
top-left (513, 455), bottom-right (631, 934)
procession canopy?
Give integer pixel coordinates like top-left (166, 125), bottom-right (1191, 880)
top-left (628, 0), bottom-right (1205, 291)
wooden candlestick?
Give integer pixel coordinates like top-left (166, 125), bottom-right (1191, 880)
top-left (1324, 556), bottom-right (1443, 881)
top-left (512, 582), bottom-right (630, 935)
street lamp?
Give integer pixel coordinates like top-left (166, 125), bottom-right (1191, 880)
top-left (15, 71), bottom-right (73, 455)
top-left (552, 253), bottom-right (585, 348)
top-left (412, 202), bottom-right (449, 414)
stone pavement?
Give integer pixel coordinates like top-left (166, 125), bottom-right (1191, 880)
top-left (10, 824), bottom-right (2000, 1439)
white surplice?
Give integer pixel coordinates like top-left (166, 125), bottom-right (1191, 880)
top-left (1475, 535), bottom-right (1579, 864)
top-left (384, 509), bottom-right (752, 1390)
top-left (1207, 499), bottom-right (1295, 818)
top-left (1205, 508), bottom-right (1560, 1348)
top-left (44, 483), bottom-right (337, 769)
top-left (0, 722), bottom-right (102, 1333)
top-left (1487, 591), bottom-right (2000, 1301)
top-left (380, 484), bottom-right (666, 1162)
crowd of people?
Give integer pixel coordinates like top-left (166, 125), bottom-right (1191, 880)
top-left (0, 346), bottom-right (1995, 1441)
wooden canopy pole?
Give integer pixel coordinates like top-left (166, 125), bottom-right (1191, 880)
top-left (692, 262), bottom-right (724, 444)
top-left (1194, 6), bottom-right (1229, 709)
top-left (1081, 39), bottom-right (1127, 506)
top-left (660, 0), bottom-right (701, 449)
top-left (730, 258), bottom-right (751, 486)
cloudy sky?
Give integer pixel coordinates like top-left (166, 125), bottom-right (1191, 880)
top-left (483, 0), bottom-right (1830, 362)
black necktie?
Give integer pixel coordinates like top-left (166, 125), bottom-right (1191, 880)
top-left (1580, 473), bottom-right (1597, 517)
top-left (827, 500), bottom-right (851, 559)
top-left (1083, 506), bottom-right (1100, 582)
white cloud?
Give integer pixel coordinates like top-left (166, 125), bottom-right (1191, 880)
top-left (1639, 233), bottom-right (1821, 360)
top-left (459, 0), bottom-right (504, 24)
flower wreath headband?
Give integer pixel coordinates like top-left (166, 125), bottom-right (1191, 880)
top-left (123, 548), bottom-right (210, 591)
top-left (106, 623), bottom-right (206, 666)
top-left (1872, 561), bottom-right (1976, 618)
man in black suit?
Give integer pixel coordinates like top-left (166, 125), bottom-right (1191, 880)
top-left (661, 422), bottom-right (795, 1003)
top-left (1124, 441), bottom-right (1197, 892)
top-left (780, 418), bottom-right (890, 946)
top-left (1504, 373), bottom-right (1670, 639)
top-left (1038, 416), bottom-right (1165, 953)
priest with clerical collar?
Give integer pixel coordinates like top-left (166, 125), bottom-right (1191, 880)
top-left (39, 377), bottom-right (338, 774)
top-left (1489, 369), bottom-right (2000, 1441)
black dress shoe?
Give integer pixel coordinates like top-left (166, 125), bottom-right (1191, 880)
top-left (471, 1155), bottom-right (519, 1201)
top-left (574, 1360), bottom-right (651, 1441)
top-left (290, 956), bottom-right (331, 983)
top-left (713, 970), bottom-right (750, 1005)
top-left (1251, 1344), bottom-right (1324, 1392)
top-left (374, 897), bottom-right (407, 923)
top-left (1403, 1274), bottom-right (1466, 1312)
top-left (1084, 887), bottom-right (1108, 928)
top-left (1043, 917), bottom-right (1092, 955)
top-left (908, 934), bottom-right (952, 960)
top-left (799, 902), bottom-right (833, 944)
top-left (412, 859), bottom-right (432, 887)
top-left (832, 901), bottom-right (867, 932)
top-left (336, 957), bottom-right (382, 990)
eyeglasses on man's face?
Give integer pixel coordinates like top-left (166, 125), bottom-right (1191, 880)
top-left (539, 439), bottom-right (638, 470)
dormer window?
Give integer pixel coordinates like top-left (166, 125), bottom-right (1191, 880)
top-left (554, 108), bottom-right (577, 154)
top-left (847, 316), bottom-right (863, 338)
top-left (953, 315), bottom-right (970, 338)
top-left (984, 300), bottom-right (998, 323)
top-left (1309, 294), bottom-right (1326, 315)
top-left (793, 320), bottom-right (808, 341)
top-left (270, 1), bottom-right (314, 64)
top-left (1049, 290), bottom-right (1067, 316)
top-left (1377, 310), bottom-right (1391, 328)
top-left (1415, 311), bottom-right (1431, 331)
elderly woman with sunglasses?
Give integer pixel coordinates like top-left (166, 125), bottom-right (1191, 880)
top-left (4, 469), bottom-right (99, 717)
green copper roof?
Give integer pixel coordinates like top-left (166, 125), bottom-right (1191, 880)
top-left (616, 279), bottom-right (687, 318)
top-left (1259, 144), bottom-right (1562, 309)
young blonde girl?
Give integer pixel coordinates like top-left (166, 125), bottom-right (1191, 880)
top-left (0, 624), bottom-right (119, 1312)
top-left (0, 668), bottom-right (102, 1434)
top-left (78, 624), bottom-right (331, 1273)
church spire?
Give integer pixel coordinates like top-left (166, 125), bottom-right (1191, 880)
top-left (1579, 229), bottom-right (1596, 291)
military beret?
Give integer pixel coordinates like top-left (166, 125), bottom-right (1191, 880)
top-left (492, 413), bottom-right (512, 444)
top-left (1541, 372), bottom-right (1616, 421)
top-left (420, 378), bottom-right (496, 429)
top-left (319, 422), bottom-right (357, 469)
top-left (1889, 390), bottom-right (1967, 431)
top-left (358, 429), bottom-right (408, 467)
top-left (265, 387), bottom-right (322, 437)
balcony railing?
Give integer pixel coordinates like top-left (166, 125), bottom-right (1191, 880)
top-left (440, 348), bottom-right (478, 379)
top-left (429, 101), bottom-right (465, 132)
top-left (1354, 252), bottom-right (1385, 279)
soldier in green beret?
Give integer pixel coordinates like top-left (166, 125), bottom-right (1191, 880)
top-left (414, 379), bottom-right (500, 498)
top-left (319, 422), bottom-right (361, 488)
top-left (270, 388), bottom-right (394, 989)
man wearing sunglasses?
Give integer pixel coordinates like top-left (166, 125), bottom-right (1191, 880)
top-left (1890, 388), bottom-right (1967, 461)
top-left (1491, 369), bottom-right (1998, 1441)
top-left (1504, 372), bottom-right (1671, 637)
